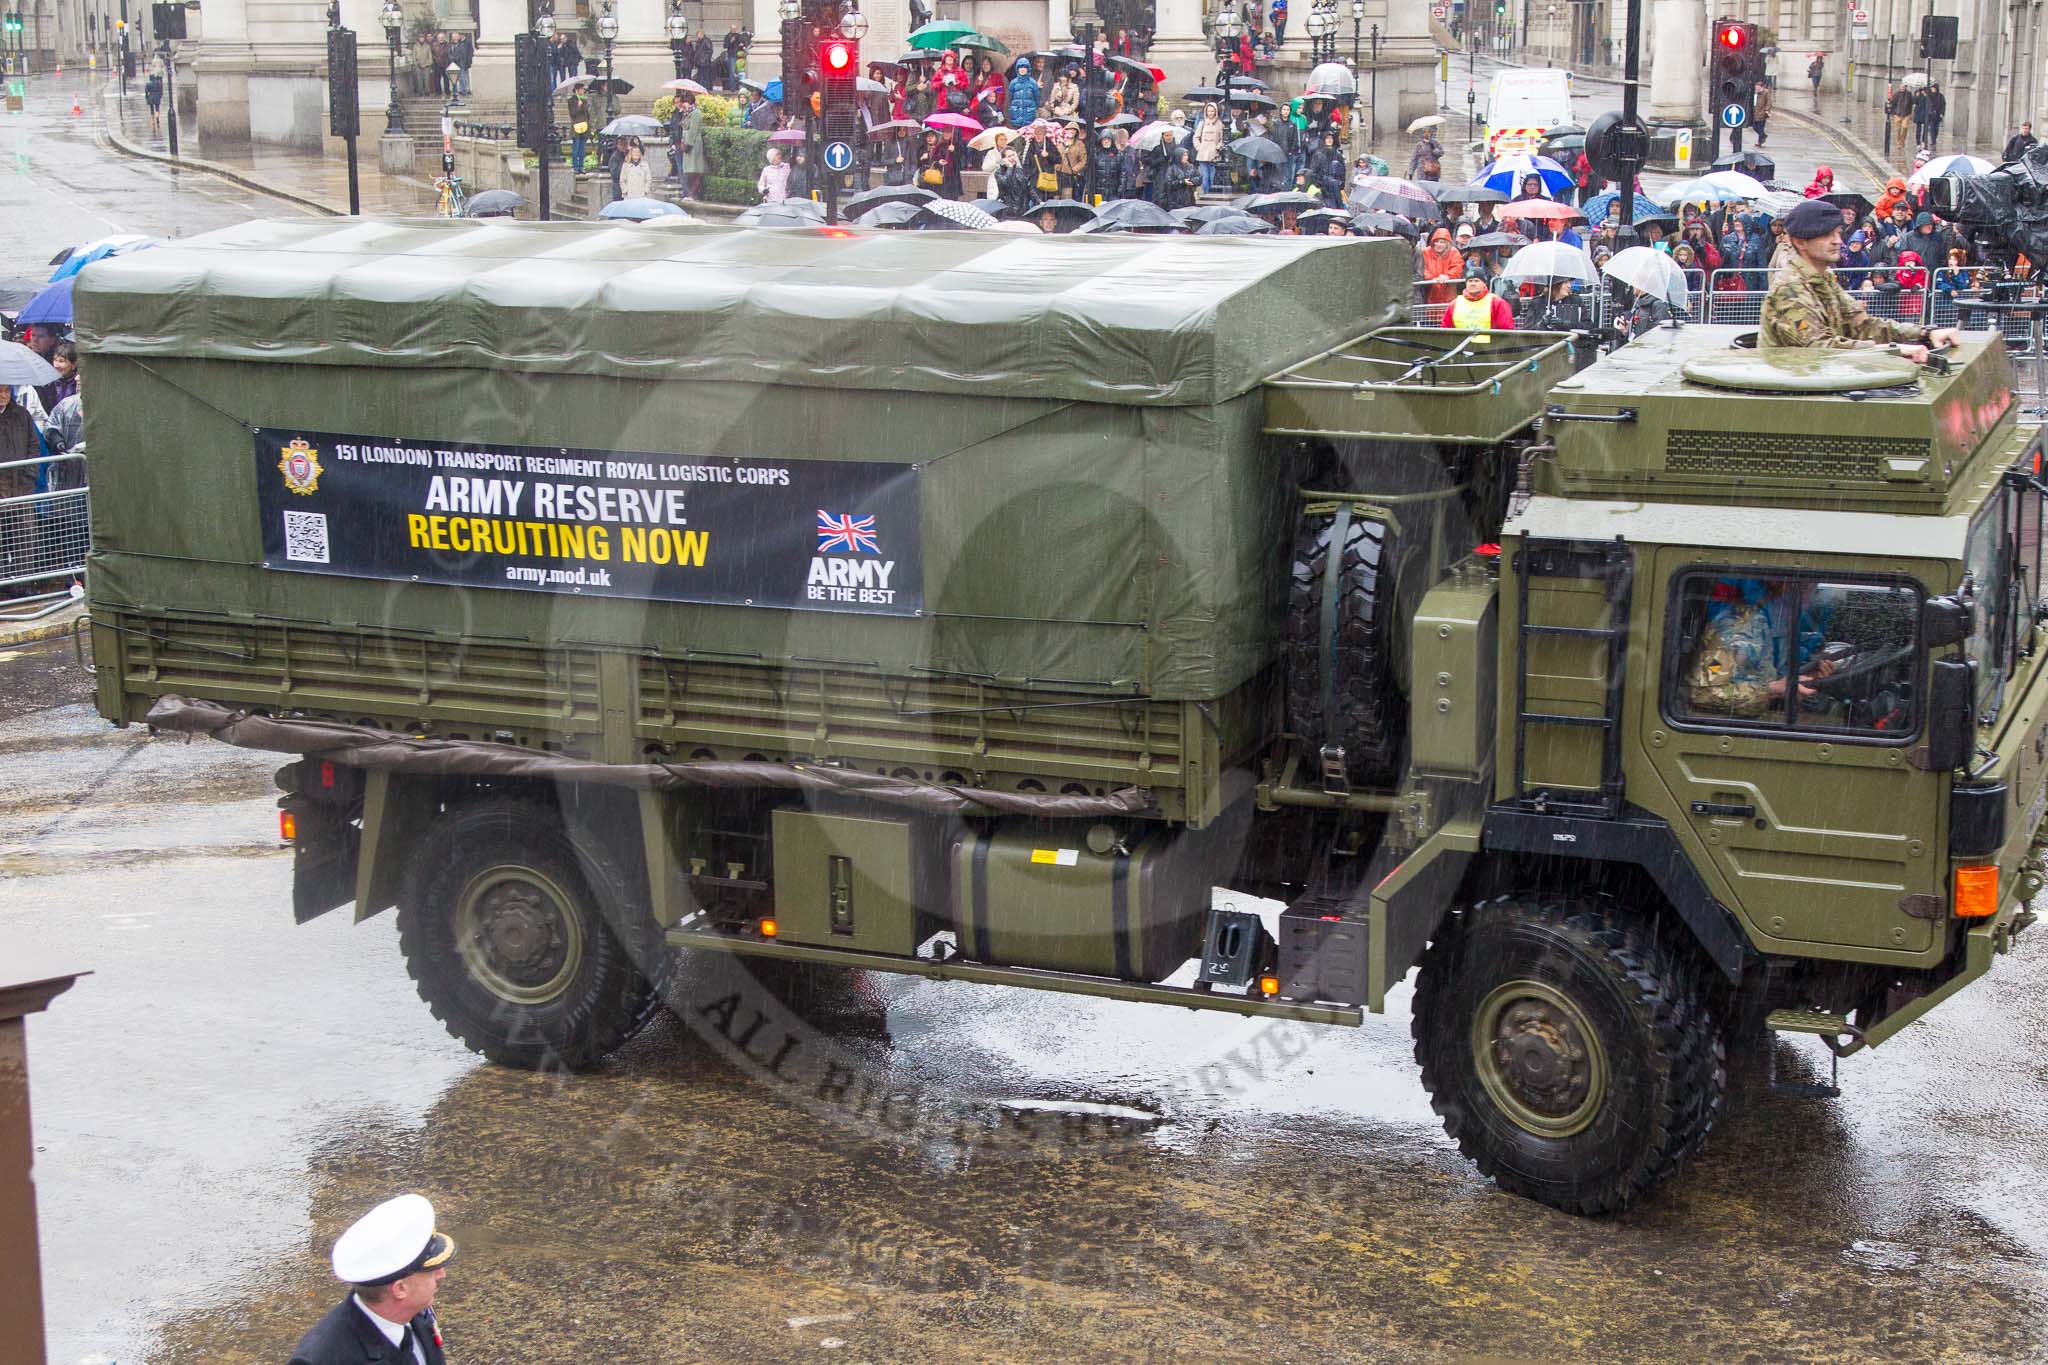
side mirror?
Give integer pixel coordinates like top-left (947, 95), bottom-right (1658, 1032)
top-left (1925, 657), bottom-right (1976, 771)
top-left (1923, 594), bottom-right (1974, 648)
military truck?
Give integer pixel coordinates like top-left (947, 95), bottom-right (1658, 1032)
top-left (76, 220), bottom-right (2045, 1215)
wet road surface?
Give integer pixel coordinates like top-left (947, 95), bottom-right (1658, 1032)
top-left (5, 639), bottom-right (2048, 1363)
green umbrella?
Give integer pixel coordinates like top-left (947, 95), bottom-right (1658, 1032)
top-left (908, 19), bottom-right (977, 48)
top-left (950, 31), bottom-right (1009, 52)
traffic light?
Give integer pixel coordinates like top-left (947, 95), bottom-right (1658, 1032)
top-left (326, 26), bottom-right (359, 138)
top-left (818, 33), bottom-right (858, 142)
top-left (514, 31), bottom-right (548, 151)
top-left (1709, 19), bottom-right (1757, 128)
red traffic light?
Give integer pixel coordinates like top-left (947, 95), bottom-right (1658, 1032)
top-left (822, 39), bottom-right (854, 72)
top-left (1718, 23), bottom-right (1746, 47)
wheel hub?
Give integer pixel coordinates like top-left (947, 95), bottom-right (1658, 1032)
top-left (1471, 980), bottom-right (1608, 1138)
top-left (455, 867), bottom-right (585, 1006)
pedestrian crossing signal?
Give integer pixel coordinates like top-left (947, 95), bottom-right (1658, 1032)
top-left (1717, 23), bottom-right (1745, 47)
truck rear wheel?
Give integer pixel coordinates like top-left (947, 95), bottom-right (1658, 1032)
top-left (1285, 511), bottom-right (1415, 788)
top-left (1412, 895), bottom-right (1725, 1215)
top-left (398, 799), bottom-right (658, 1070)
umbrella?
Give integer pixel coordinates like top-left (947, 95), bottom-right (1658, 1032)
top-left (1174, 203), bottom-right (1254, 224)
top-left (1408, 114), bottom-right (1445, 133)
top-left (463, 189), bottom-right (527, 218)
top-left (602, 115), bottom-right (659, 137)
top-left (1229, 134), bottom-right (1284, 164)
top-left (0, 341), bottom-right (58, 385)
top-left (1228, 90), bottom-right (1279, 108)
top-left (16, 277), bottom-right (73, 326)
top-left (1632, 212), bottom-right (1680, 234)
top-left (916, 198), bottom-right (1002, 229)
top-left (868, 60), bottom-right (909, 79)
top-left (48, 234), bottom-right (153, 282)
top-left (662, 78), bottom-right (708, 95)
top-left (1753, 190), bottom-right (1805, 218)
top-left (1912, 153), bottom-right (1994, 187)
top-left (924, 111), bottom-right (983, 133)
top-left (993, 220), bottom-right (1043, 233)
top-left (1699, 169), bottom-right (1769, 199)
top-left (1099, 112), bottom-right (1142, 129)
top-left (1024, 198), bottom-right (1099, 225)
top-left (857, 201), bottom-right (925, 227)
top-left (575, 77), bottom-right (635, 97)
top-left (764, 79), bottom-right (785, 103)
top-left (969, 126), bottom-right (1021, 150)
top-left (970, 196), bottom-right (1008, 217)
top-left (1501, 240), bottom-right (1595, 283)
top-left (855, 77), bottom-right (891, 94)
top-left (1657, 176), bottom-right (1750, 206)
top-left (1305, 62), bottom-right (1358, 100)
top-left (736, 200), bottom-right (827, 226)
top-left (868, 118), bottom-right (921, 136)
top-left (1105, 55), bottom-right (1162, 83)
top-left (1351, 210), bottom-right (1417, 239)
top-left (1298, 207), bottom-right (1352, 232)
top-left (554, 74), bottom-right (595, 94)
top-left (1078, 198), bottom-right (1183, 233)
top-left (1248, 190), bottom-right (1322, 214)
top-left (1819, 189), bottom-right (1875, 219)
top-left (1025, 46), bottom-right (1087, 63)
top-left (1429, 183), bottom-right (1509, 204)
top-left (1473, 153), bottom-right (1573, 196)
top-left (893, 50), bottom-right (940, 65)
top-left (949, 32), bottom-right (1008, 53)
top-left (768, 128), bottom-right (808, 145)
top-left (1540, 132), bottom-right (1586, 155)
top-left (844, 184), bottom-right (936, 215)
top-left (1349, 175), bottom-right (1440, 219)
top-left (1465, 231), bottom-right (1530, 251)
top-left (1900, 69), bottom-right (1930, 89)
top-left (1184, 85), bottom-right (1227, 101)
top-left (599, 197), bottom-right (686, 220)
top-left (1501, 197), bottom-right (1584, 222)
top-left (1129, 121), bottom-right (1186, 151)
top-left (737, 76), bottom-right (766, 93)
top-left (908, 19), bottom-right (978, 48)
top-left (1712, 149), bottom-right (1776, 179)
top-left (1229, 75), bottom-right (1269, 90)
top-left (1195, 215), bottom-right (1275, 235)
top-left (639, 214), bottom-right (699, 227)
top-left (1603, 244), bottom-right (1690, 309)
top-left (1579, 190), bottom-right (1661, 222)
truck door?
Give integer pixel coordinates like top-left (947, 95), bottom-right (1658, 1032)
top-left (1642, 554), bottom-right (1945, 957)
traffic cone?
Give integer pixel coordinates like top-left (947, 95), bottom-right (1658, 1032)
top-left (70, 92), bottom-right (81, 116)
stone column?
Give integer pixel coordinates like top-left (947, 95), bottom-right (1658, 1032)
top-left (1147, 0), bottom-right (1211, 95)
top-left (750, 0), bottom-right (781, 75)
top-left (1647, 0), bottom-right (1703, 122)
top-left (191, 0), bottom-right (255, 143)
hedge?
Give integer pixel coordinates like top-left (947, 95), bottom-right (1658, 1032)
top-left (706, 126), bottom-right (768, 180)
top-left (704, 175), bottom-right (756, 205)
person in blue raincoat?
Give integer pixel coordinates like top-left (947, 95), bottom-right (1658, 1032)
top-left (1006, 58), bottom-right (1039, 128)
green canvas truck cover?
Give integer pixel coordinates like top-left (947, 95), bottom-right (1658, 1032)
top-left (75, 219), bottom-right (1406, 700)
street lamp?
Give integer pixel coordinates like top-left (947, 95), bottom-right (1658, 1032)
top-left (666, 0), bottom-right (689, 78)
top-left (1350, 0), bottom-right (1363, 64)
top-left (379, 0), bottom-right (403, 133)
top-left (534, 1), bottom-right (557, 220)
top-left (1074, 0), bottom-right (1101, 204)
top-left (597, 0), bottom-right (619, 120)
top-left (840, 0), bottom-right (866, 40)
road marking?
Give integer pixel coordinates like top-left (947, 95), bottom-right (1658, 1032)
top-left (787, 1313), bottom-right (855, 1331)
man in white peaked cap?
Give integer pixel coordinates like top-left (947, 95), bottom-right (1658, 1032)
top-left (288, 1193), bottom-right (456, 1364)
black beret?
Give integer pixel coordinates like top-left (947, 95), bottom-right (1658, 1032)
top-left (1783, 199), bottom-right (1843, 239)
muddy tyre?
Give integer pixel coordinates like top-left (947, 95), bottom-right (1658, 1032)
top-left (1284, 511), bottom-right (1414, 788)
top-left (1412, 895), bottom-right (1725, 1215)
top-left (398, 799), bottom-right (658, 1070)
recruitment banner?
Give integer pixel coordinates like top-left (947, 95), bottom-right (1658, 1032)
top-left (254, 429), bottom-right (923, 616)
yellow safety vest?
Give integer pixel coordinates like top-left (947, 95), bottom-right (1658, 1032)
top-left (1449, 291), bottom-right (1496, 339)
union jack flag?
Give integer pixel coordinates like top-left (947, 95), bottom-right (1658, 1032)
top-left (816, 510), bottom-right (879, 554)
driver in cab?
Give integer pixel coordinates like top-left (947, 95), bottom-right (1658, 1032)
top-left (1761, 199), bottom-right (1962, 363)
top-left (1683, 577), bottom-right (1839, 719)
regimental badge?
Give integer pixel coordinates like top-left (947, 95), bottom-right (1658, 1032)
top-left (277, 438), bottom-right (323, 496)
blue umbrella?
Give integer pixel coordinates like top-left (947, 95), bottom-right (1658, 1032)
top-left (16, 276), bottom-right (74, 326)
top-left (598, 197), bottom-right (686, 220)
top-left (49, 234), bottom-right (155, 281)
top-left (764, 78), bottom-right (784, 104)
top-left (1472, 154), bottom-right (1573, 197)
top-left (1579, 190), bottom-right (1662, 223)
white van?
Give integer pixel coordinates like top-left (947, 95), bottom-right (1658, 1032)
top-left (1484, 68), bottom-right (1574, 158)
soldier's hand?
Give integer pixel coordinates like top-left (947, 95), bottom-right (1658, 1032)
top-left (1899, 343), bottom-right (1932, 365)
top-left (1928, 326), bottom-right (1963, 350)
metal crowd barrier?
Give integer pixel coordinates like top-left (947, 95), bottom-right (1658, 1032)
top-left (0, 452), bottom-right (87, 621)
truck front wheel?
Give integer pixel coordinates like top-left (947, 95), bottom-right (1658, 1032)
top-left (1412, 895), bottom-right (1725, 1215)
top-left (398, 799), bottom-right (657, 1070)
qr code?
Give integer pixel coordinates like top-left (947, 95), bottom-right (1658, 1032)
top-left (283, 510), bottom-right (330, 564)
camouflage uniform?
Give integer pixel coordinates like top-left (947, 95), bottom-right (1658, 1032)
top-left (1759, 247), bottom-right (1930, 350)
top-left (1683, 602), bottom-right (1780, 717)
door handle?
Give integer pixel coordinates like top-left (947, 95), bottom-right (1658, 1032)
top-left (1690, 800), bottom-right (1757, 820)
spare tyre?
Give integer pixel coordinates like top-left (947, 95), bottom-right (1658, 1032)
top-left (1284, 510), bottom-right (1418, 789)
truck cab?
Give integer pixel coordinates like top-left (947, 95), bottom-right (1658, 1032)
top-left (1484, 67), bottom-right (1573, 159)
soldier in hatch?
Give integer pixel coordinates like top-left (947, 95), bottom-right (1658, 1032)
top-left (1683, 578), bottom-right (1839, 719)
top-left (1760, 199), bottom-right (1962, 359)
